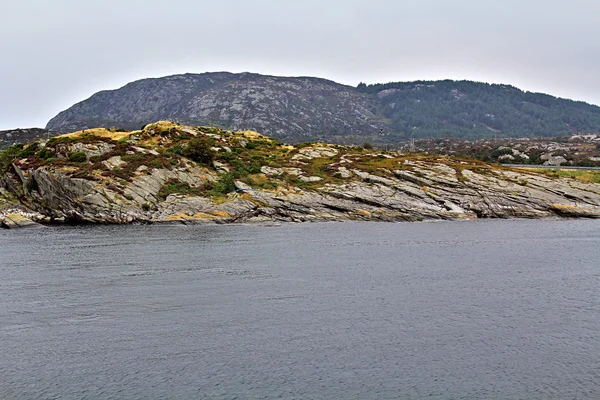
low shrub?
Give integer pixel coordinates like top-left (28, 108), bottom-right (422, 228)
top-left (209, 173), bottom-right (236, 196)
top-left (182, 137), bottom-right (215, 164)
top-left (218, 152), bottom-right (237, 162)
top-left (167, 145), bottom-right (183, 155)
top-left (0, 145), bottom-right (23, 170)
top-left (19, 144), bottom-right (39, 158)
top-left (69, 152), bottom-right (87, 163)
top-left (157, 179), bottom-right (203, 200)
top-left (37, 148), bottom-right (54, 160)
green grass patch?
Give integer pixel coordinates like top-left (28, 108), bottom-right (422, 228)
top-left (538, 169), bottom-right (600, 184)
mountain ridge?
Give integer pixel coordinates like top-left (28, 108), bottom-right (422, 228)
top-left (46, 72), bottom-right (600, 143)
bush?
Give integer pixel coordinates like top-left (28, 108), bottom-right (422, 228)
top-left (69, 152), bottom-right (87, 162)
top-left (362, 142), bottom-right (373, 149)
top-left (167, 145), bottom-right (183, 155)
top-left (37, 148), bottom-right (54, 160)
top-left (248, 162), bottom-right (262, 174)
top-left (182, 137), bottom-right (215, 164)
top-left (157, 179), bottom-right (202, 200)
top-left (209, 173), bottom-right (236, 196)
top-left (490, 147), bottom-right (513, 159)
top-left (0, 145), bottom-right (23, 170)
top-left (18, 144), bottom-right (38, 158)
top-left (218, 151), bottom-right (237, 162)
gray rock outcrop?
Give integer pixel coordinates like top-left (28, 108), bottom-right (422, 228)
top-left (3, 123), bottom-right (600, 226)
top-left (4, 156), bottom-right (600, 225)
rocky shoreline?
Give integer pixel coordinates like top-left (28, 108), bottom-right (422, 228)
top-left (2, 122), bottom-right (600, 229)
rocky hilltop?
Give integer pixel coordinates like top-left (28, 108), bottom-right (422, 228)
top-left (46, 73), bottom-right (600, 144)
top-left (46, 73), bottom-right (380, 144)
top-left (2, 122), bottom-right (600, 228)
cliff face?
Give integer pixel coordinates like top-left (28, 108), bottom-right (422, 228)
top-left (45, 73), bottom-right (600, 143)
top-left (2, 121), bottom-right (600, 228)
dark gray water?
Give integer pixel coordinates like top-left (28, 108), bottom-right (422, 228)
top-left (1, 220), bottom-right (599, 399)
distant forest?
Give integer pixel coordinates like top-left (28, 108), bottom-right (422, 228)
top-left (358, 80), bottom-right (600, 140)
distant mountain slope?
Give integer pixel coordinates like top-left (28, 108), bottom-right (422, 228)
top-left (46, 73), bottom-right (600, 143)
top-left (0, 128), bottom-right (50, 150)
top-left (358, 80), bottom-right (600, 139)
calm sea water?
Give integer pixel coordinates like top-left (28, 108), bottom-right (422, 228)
top-left (1, 219), bottom-right (599, 399)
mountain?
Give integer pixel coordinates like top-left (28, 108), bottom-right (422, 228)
top-left (46, 73), bottom-right (381, 144)
top-left (46, 73), bottom-right (600, 143)
top-left (3, 121), bottom-right (600, 228)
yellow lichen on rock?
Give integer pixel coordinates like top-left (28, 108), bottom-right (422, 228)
top-left (192, 212), bottom-right (213, 219)
top-left (240, 130), bottom-right (270, 140)
top-left (550, 204), bottom-right (576, 209)
top-left (143, 121), bottom-right (186, 132)
top-left (163, 213), bottom-right (193, 221)
top-left (6, 213), bottom-right (31, 223)
top-left (160, 213), bottom-right (213, 222)
top-left (58, 128), bottom-right (132, 141)
top-left (210, 211), bottom-right (231, 217)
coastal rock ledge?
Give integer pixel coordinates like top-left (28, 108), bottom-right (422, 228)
top-left (2, 121), bottom-right (600, 228)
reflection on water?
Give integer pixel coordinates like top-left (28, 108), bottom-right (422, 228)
top-left (1, 220), bottom-right (600, 399)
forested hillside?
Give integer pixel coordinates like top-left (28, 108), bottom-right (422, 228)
top-left (358, 80), bottom-right (600, 140)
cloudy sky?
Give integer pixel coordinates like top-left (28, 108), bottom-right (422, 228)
top-left (1, 0), bottom-right (599, 130)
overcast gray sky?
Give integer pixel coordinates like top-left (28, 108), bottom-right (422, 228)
top-left (1, 0), bottom-right (599, 130)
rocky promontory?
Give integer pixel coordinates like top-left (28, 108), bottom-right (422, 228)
top-left (2, 121), bottom-right (600, 228)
